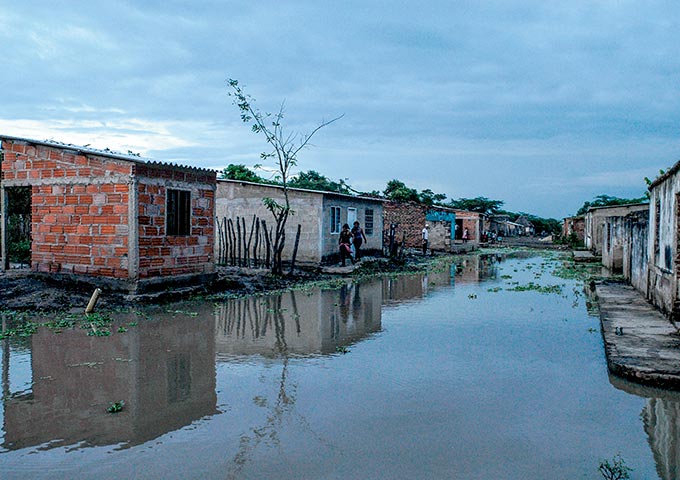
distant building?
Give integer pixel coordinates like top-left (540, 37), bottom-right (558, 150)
top-left (562, 215), bottom-right (585, 243)
top-left (214, 179), bottom-right (384, 265)
top-left (583, 203), bottom-right (648, 256)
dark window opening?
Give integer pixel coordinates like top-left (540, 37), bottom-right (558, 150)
top-left (166, 189), bottom-right (191, 236)
top-left (365, 208), bottom-right (374, 236)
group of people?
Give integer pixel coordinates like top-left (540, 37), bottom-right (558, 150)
top-left (338, 221), bottom-right (367, 266)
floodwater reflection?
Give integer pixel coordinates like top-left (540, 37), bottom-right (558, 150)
top-left (1, 309), bottom-right (216, 451)
top-left (215, 279), bottom-right (382, 357)
top-left (611, 375), bottom-right (680, 480)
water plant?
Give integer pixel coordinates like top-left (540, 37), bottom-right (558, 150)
top-left (336, 346), bottom-right (350, 354)
top-left (107, 400), bottom-right (125, 414)
top-left (598, 453), bottom-right (632, 480)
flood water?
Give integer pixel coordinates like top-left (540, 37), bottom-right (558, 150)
top-left (1, 251), bottom-right (677, 479)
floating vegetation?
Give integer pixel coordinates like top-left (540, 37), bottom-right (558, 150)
top-left (467, 294), bottom-right (477, 299)
top-left (107, 400), bottom-right (125, 414)
top-left (488, 287), bottom-right (503, 293)
top-left (598, 453), bottom-right (633, 480)
top-left (506, 282), bottom-right (564, 295)
top-left (166, 310), bottom-right (199, 317)
top-left (336, 346), bottom-right (350, 354)
top-left (500, 275), bottom-right (513, 279)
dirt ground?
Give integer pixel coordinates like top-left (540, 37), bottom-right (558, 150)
top-left (0, 255), bottom-right (432, 313)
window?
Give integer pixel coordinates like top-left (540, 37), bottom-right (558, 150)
top-left (330, 206), bottom-right (341, 234)
top-left (365, 208), bottom-right (374, 235)
top-left (654, 200), bottom-right (660, 265)
top-left (166, 189), bottom-right (191, 236)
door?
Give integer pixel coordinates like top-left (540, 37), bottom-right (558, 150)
top-left (347, 207), bottom-right (357, 226)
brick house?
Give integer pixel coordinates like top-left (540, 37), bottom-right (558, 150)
top-left (562, 215), bottom-right (585, 243)
top-left (215, 179), bottom-right (384, 265)
top-left (383, 202), bottom-right (482, 251)
top-left (0, 136), bottom-right (216, 293)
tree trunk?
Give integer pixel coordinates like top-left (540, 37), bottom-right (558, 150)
top-left (289, 224), bottom-right (301, 275)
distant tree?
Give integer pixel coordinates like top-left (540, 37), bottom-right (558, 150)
top-left (515, 213), bottom-right (561, 235)
top-left (418, 188), bottom-right (447, 206)
top-left (219, 164), bottom-right (267, 183)
top-left (576, 194), bottom-right (647, 216)
top-left (447, 197), bottom-right (504, 214)
top-left (288, 170), bottom-right (351, 194)
top-left (383, 179), bottom-right (420, 203)
top-left (228, 79), bottom-right (342, 275)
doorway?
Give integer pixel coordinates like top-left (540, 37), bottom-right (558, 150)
top-left (4, 186), bottom-right (32, 269)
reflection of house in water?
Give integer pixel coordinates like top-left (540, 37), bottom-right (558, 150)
top-left (2, 310), bottom-right (216, 450)
top-left (610, 375), bottom-right (680, 480)
top-left (214, 279), bottom-right (383, 357)
top-left (453, 254), bottom-right (501, 284)
top-left (382, 268), bottom-right (454, 304)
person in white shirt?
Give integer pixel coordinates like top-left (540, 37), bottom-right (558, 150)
top-left (422, 224), bottom-right (429, 255)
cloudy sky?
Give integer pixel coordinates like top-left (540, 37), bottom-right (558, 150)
top-left (2, 1), bottom-right (679, 218)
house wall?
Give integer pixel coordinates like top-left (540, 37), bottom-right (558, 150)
top-left (623, 210), bottom-right (649, 296)
top-left (450, 209), bottom-right (482, 244)
top-left (602, 215), bottom-right (627, 273)
top-left (584, 204), bottom-right (648, 256)
top-left (321, 195), bottom-right (384, 259)
top-left (1, 138), bottom-right (216, 292)
top-left (563, 216), bottom-right (585, 242)
top-left (215, 181), bottom-right (324, 264)
top-left (135, 163), bottom-right (215, 284)
top-left (1, 139), bottom-right (133, 280)
top-left (383, 202), bottom-right (428, 249)
top-left (648, 171), bottom-right (680, 318)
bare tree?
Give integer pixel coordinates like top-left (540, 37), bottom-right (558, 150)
top-left (227, 79), bottom-right (343, 274)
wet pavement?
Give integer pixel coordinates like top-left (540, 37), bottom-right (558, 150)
top-left (595, 281), bottom-right (680, 389)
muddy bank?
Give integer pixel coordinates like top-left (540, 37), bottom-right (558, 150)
top-left (0, 254), bottom-right (438, 313)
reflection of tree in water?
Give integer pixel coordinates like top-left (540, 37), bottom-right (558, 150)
top-left (226, 291), bottom-right (334, 480)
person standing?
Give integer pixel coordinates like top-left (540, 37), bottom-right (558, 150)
top-left (462, 227), bottom-right (469, 243)
top-left (339, 223), bottom-right (354, 266)
top-left (351, 221), bottom-right (367, 260)
top-left (422, 224), bottom-right (429, 255)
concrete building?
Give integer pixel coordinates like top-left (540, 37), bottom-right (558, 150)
top-left (583, 203), bottom-right (648, 256)
top-left (0, 136), bottom-right (216, 293)
top-left (215, 179), bottom-right (384, 265)
top-left (647, 162), bottom-right (680, 319)
top-left (622, 209), bottom-right (649, 295)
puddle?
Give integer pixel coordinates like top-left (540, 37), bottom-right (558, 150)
top-left (0, 251), bottom-right (672, 479)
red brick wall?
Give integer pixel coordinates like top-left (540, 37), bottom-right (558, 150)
top-left (383, 202), bottom-right (429, 248)
top-left (2, 140), bottom-right (132, 278)
top-left (135, 163), bottom-right (215, 279)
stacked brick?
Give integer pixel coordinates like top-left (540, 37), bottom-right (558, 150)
top-left (136, 163), bottom-right (215, 279)
top-left (1, 137), bottom-right (216, 292)
top-left (383, 201), bottom-right (429, 248)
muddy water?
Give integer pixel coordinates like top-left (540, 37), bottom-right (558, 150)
top-left (0, 252), bottom-right (675, 479)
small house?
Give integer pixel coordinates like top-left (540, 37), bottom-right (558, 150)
top-left (583, 203), bottom-right (648, 256)
top-left (214, 179), bottom-right (384, 265)
top-left (0, 136), bottom-right (216, 293)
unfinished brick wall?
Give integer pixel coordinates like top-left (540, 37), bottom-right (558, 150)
top-left (383, 201), bottom-right (429, 248)
top-left (2, 140), bottom-right (132, 278)
top-left (2, 137), bottom-right (216, 291)
top-left (135, 164), bottom-right (215, 279)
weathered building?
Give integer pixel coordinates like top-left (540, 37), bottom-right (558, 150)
top-left (214, 179), bottom-right (384, 265)
top-left (562, 215), bottom-right (585, 243)
top-left (647, 162), bottom-right (680, 319)
top-left (382, 202), bottom-right (481, 251)
top-left (0, 136), bottom-right (216, 293)
top-left (583, 203), bottom-right (648, 256)
top-left (622, 209), bottom-right (649, 295)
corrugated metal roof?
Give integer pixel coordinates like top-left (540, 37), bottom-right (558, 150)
top-left (0, 134), bottom-right (216, 175)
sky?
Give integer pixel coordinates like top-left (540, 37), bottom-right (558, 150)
top-left (1, 1), bottom-right (679, 218)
